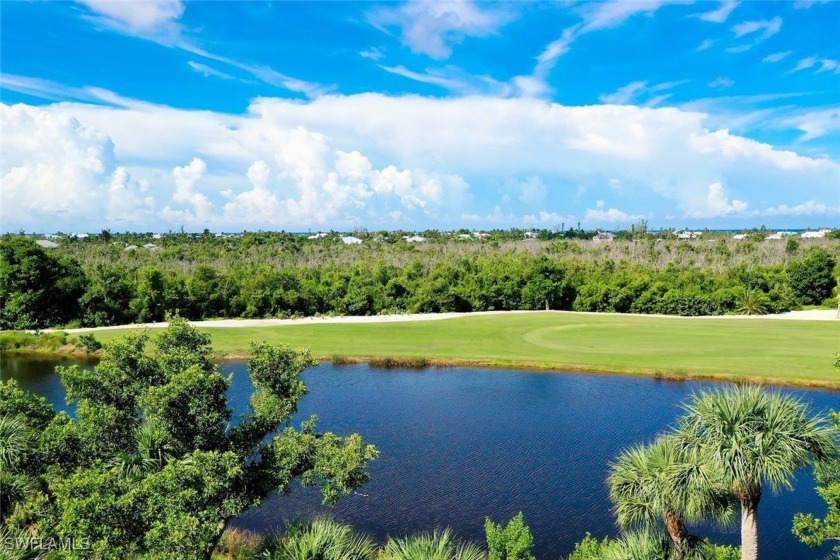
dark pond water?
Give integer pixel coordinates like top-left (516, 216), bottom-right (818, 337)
top-left (2, 354), bottom-right (836, 559)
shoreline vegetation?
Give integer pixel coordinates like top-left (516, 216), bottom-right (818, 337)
top-left (3, 310), bottom-right (838, 389)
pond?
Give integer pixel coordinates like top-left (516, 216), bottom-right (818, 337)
top-left (2, 353), bottom-right (836, 559)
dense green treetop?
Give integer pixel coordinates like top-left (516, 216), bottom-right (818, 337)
top-left (0, 318), bottom-right (377, 559)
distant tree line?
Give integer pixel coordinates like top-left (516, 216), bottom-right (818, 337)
top-left (1, 233), bottom-right (837, 330)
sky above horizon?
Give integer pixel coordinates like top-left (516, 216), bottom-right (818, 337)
top-left (1, 0), bottom-right (839, 233)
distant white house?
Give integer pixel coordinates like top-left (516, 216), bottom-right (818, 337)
top-left (801, 229), bottom-right (833, 239)
top-left (143, 243), bottom-right (159, 251)
top-left (457, 234), bottom-right (472, 239)
top-left (44, 233), bottom-right (62, 240)
top-left (674, 230), bottom-right (701, 239)
top-left (340, 236), bottom-right (363, 245)
top-left (308, 232), bottom-right (328, 239)
top-left (36, 240), bottom-right (59, 249)
top-left (472, 232), bottom-right (488, 239)
top-left (732, 234), bottom-right (748, 240)
top-left (592, 232), bottom-right (615, 243)
top-left (524, 231), bottom-right (538, 240)
top-left (403, 235), bottom-right (426, 243)
top-left (152, 233), bottom-right (163, 240)
top-left (125, 245), bottom-right (139, 251)
top-left (766, 231), bottom-right (798, 240)
top-left (71, 233), bottom-right (89, 239)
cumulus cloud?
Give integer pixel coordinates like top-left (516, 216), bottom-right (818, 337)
top-left (514, 176), bottom-right (548, 206)
top-left (762, 200), bottom-right (840, 216)
top-left (3, 91), bottom-right (839, 231)
top-left (1, 103), bottom-right (115, 230)
top-left (684, 182), bottom-right (747, 218)
top-left (585, 206), bottom-right (644, 223)
top-left (108, 167), bottom-right (156, 225)
top-left (163, 157), bottom-right (211, 223)
top-left (522, 211), bottom-right (572, 226)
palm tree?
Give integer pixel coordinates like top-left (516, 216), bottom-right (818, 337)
top-left (380, 529), bottom-right (486, 560)
top-left (609, 435), bottom-right (735, 559)
top-left (108, 417), bottom-right (173, 479)
top-left (0, 415), bottom-right (30, 468)
top-left (678, 385), bottom-right (837, 560)
top-left (260, 517), bottom-right (376, 560)
top-left (735, 288), bottom-right (769, 316)
top-left (0, 415), bottom-right (36, 521)
top-left (602, 530), bottom-right (718, 560)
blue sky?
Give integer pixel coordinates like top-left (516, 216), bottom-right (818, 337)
top-left (1, 0), bottom-right (838, 232)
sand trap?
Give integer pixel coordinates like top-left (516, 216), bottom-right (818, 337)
top-left (48, 308), bottom-right (837, 334)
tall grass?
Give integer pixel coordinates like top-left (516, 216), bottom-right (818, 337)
top-left (380, 529), bottom-right (486, 560)
top-left (0, 331), bottom-right (68, 353)
top-left (260, 518), bottom-right (377, 560)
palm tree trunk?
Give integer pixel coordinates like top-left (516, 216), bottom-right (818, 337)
top-left (739, 492), bottom-right (761, 560)
top-left (664, 509), bottom-right (688, 559)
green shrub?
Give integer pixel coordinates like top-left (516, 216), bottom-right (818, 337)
top-left (485, 512), bottom-right (535, 560)
top-left (567, 533), bottom-right (612, 560)
top-left (77, 333), bottom-right (103, 352)
top-left (788, 248), bottom-right (837, 305)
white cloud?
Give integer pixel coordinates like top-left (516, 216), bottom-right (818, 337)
top-left (577, 0), bottom-right (686, 33)
top-left (162, 157), bottom-right (212, 223)
top-left (522, 211), bottom-right (572, 226)
top-left (790, 56), bottom-right (818, 73)
top-left (600, 80), bottom-right (687, 106)
top-left (732, 17), bottom-right (782, 39)
top-left (360, 47), bottom-right (384, 61)
top-left (461, 205), bottom-right (517, 224)
top-left (514, 176), bottom-right (548, 206)
top-left (793, 0), bottom-right (830, 7)
top-left (187, 61), bottom-right (238, 81)
top-left (694, 1), bottom-right (740, 23)
top-left (816, 59), bottom-right (840, 74)
top-left (378, 64), bottom-right (511, 96)
top-left (3, 90), bottom-right (839, 231)
top-left (1, 103), bottom-right (115, 230)
top-left (368, 0), bottom-right (512, 59)
top-left (77, 2), bottom-right (324, 98)
top-left (79, 0), bottom-right (184, 35)
top-left (708, 76), bottom-right (735, 90)
top-left (727, 16), bottom-right (782, 52)
top-left (518, 1), bottom-right (686, 98)
top-left (697, 39), bottom-right (715, 51)
top-left (585, 206), bottom-right (644, 223)
top-left (108, 167), bottom-right (155, 225)
top-left (763, 200), bottom-right (840, 216)
top-left (781, 108), bottom-right (840, 141)
top-left (762, 51), bottom-right (792, 63)
top-left (684, 182), bottom-right (747, 218)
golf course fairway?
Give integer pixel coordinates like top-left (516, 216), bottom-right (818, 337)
top-left (89, 312), bottom-right (840, 387)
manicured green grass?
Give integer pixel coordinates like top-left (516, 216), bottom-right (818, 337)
top-left (92, 313), bottom-right (840, 386)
